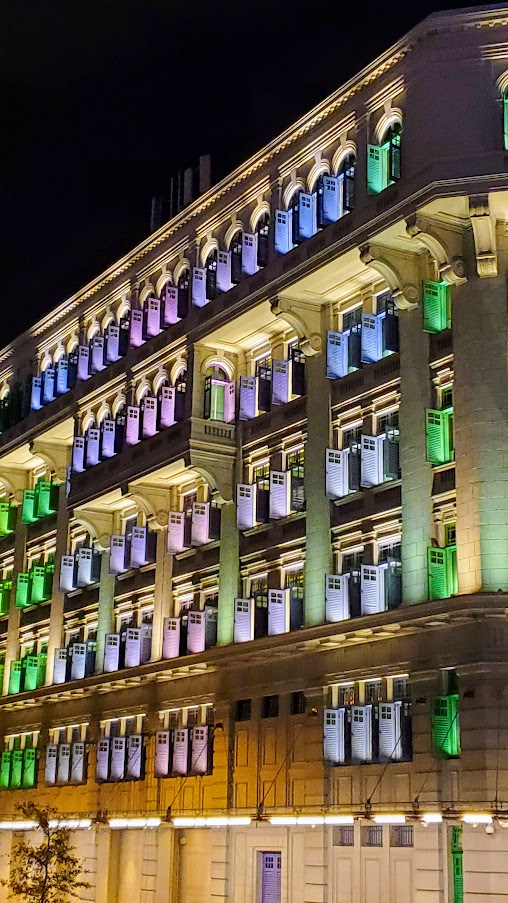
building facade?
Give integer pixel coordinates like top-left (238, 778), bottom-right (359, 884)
top-left (1, 5), bottom-right (508, 901)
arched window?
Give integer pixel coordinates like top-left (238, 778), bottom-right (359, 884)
top-left (230, 230), bottom-right (243, 284)
top-left (367, 122), bottom-right (401, 195)
top-left (203, 365), bottom-right (235, 423)
top-left (177, 268), bottom-right (191, 319)
top-left (256, 213), bottom-right (270, 267)
top-left (503, 88), bottom-right (508, 150)
top-left (290, 189), bottom-right (303, 245)
top-left (174, 369), bottom-right (187, 422)
top-left (340, 154), bottom-right (356, 212)
top-left (205, 250), bottom-right (218, 302)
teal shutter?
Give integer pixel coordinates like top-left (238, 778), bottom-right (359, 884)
top-left (423, 281), bottom-right (450, 333)
top-left (0, 751), bottom-right (11, 789)
top-left (388, 131), bottom-right (401, 182)
top-left (367, 145), bottom-right (388, 194)
top-left (432, 695), bottom-right (460, 757)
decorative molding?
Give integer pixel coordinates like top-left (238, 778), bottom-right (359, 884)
top-left (469, 195), bottom-right (498, 277)
top-left (359, 244), bottom-right (419, 310)
top-left (405, 213), bottom-right (467, 285)
top-left (270, 297), bottom-right (324, 356)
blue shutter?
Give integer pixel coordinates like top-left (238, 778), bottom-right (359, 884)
top-left (42, 368), bottom-right (56, 404)
top-left (298, 193), bottom-right (317, 239)
top-left (326, 331), bottom-right (348, 379)
top-left (361, 314), bottom-right (383, 363)
top-left (322, 176), bottom-right (341, 224)
top-left (274, 210), bottom-right (292, 255)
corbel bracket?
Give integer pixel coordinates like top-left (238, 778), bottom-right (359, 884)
top-left (405, 213), bottom-right (467, 285)
top-left (0, 467), bottom-right (31, 503)
top-left (270, 296), bottom-right (324, 356)
top-left (30, 439), bottom-right (71, 483)
top-left (126, 484), bottom-right (171, 529)
top-left (359, 244), bottom-right (419, 310)
top-left (71, 506), bottom-right (114, 550)
top-left (469, 195), bottom-right (498, 278)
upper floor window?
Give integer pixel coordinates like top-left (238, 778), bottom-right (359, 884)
top-left (230, 230), bottom-right (243, 284)
top-left (177, 268), bottom-right (191, 319)
top-left (256, 213), bottom-right (270, 267)
top-left (367, 123), bottom-right (401, 195)
top-left (504, 88), bottom-right (508, 150)
top-left (203, 365), bottom-right (235, 423)
top-left (205, 250), bottom-right (218, 302)
top-left (340, 154), bottom-right (356, 212)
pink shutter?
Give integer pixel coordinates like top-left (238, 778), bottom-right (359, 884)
top-left (224, 381), bottom-right (236, 423)
top-left (167, 513), bottom-right (185, 554)
top-left (125, 405), bottom-right (140, 445)
top-left (162, 285), bottom-right (179, 325)
top-left (159, 386), bottom-right (175, 428)
top-left (145, 297), bottom-right (161, 337)
top-left (142, 396), bottom-right (158, 438)
top-left (129, 309), bottom-right (144, 347)
top-left (162, 617), bottom-right (180, 658)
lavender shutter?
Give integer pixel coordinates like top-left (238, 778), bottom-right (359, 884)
top-left (360, 435), bottom-right (383, 488)
top-left (100, 419), bottom-right (116, 459)
top-left (155, 730), bottom-right (171, 777)
top-left (162, 285), bottom-right (179, 326)
top-left (130, 526), bottom-right (149, 568)
top-left (237, 484), bottom-right (257, 530)
top-left (72, 437), bottom-right (85, 473)
top-left (30, 376), bottom-right (43, 410)
top-left (268, 589), bottom-right (290, 635)
top-left (90, 335), bottom-right (106, 373)
top-left (172, 728), bottom-right (189, 776)
top-left (70, 643), bottom-right (87, 680)
top-left (76, 548), bottom-right (98, 586)
top-left (126, 734), bottom-right (143, 779)
top-left (234, 598), bottom-right (254, 643)
top-left (216, 251), bottom-right (232, 293)
top-left (224, 381), bottom-right (236, 423)
top-left (145, 297), bottom-right (161, 337)
top-left (298, 192), bottom-right (317, 238)
top-left (158, 386), bottom-right (175, 428)
top-left (326, 331), bottom-right (348, 379)
top-left (109, 535), bottom-right (128, 574)
top-left (274, 209), bottom-right (293, 254)
top-left (125, 405), bottom-right (140, 445)
top-left (42, 367), bottom-right (56, 404)
top-left (322, 176), bottom-right (341, 224)
top-left (162, 617), bottom-right (180, 658)
top-left (167, 513), bottom-right (185, 554)
top-left (242, 232), bottom-right (258, 275)
top-left (96, 739), bottom-right (110, 782)
top-left (191, 726), bottom-right (208, 774)
top-left (140, 622), bottom-right (152, 663)
top-left (191, 502), bottom-right (210, 546)
top-left (187, 611), bottom-right (206, 654)
top-left (85, 428), bottom-right (100, 467)
top-left (45, 744), bottom-right (58, 785)
top-left (70, 742), bottom-right (85, 784)
top-left (57, 743), bottom-right (71, 783)
top-left (269, 471), bottom-right (290, 519)
top-left (361, 313), bottom-right (383, 363)
top-left (325, 574), bottom-right (350, 623)
top-left (60, 555), bottom-right (77, 592)
top-left (141, 396), bottom-right (158, 438)
top-left (110, 737), bottom-right (126, 781)
top-left (191, 267), bottom-right (207, 307)
top-left (271, 360), bottom-right (291, 405)
top-left (105, 324), bottom-right (121, 362)
top-left (53, 648), bottom-right (68, 684)
top-left (104, 633), bottom-right (120, 672)
top-left (77, 345), bottom-right (91, 381)
top-left (55, 359), bottom-right (69, 395)
top-left (261, 853), bottom-right (281, 903)
top-left (239, 376), bottom-right (258, 420)
top-left (325, 448), bottom-right (349, 499)
top-left (124, 628), bottom-right (141, 668)
top-left (129, 309), bottom-right (144, 347)
top-left (360, 565), bottom-right (386, 615)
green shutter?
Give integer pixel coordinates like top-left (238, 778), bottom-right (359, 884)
top-left (24, 655), bottom-right (40, 692)
top-left (428, 546), bottom-right (457, 600)
top-left (0, 579), bottom-right (11, 616)
top-left (432, 695), bottom-right (460, 757)
top-left (8, 660), bottom-right (22, 694)
top-left (0, 751), bottom-right (11, 789)
top-left (35, 480), bottom-right (59, 519)
top-left (16, 573), bottom-right (31, 608)
top-left (0, 660), bottom-right (4, 690)
top-left (210, 383), bottom-right (225, 421)
top-left (367, 144), bottom-right (388, 194)
top-left (426, 409), bottom-right (454, 464)
top-left (21, 490), bottom-right (37, 524)
top-left (11, 750), bottom-right (23, 789)
top-left (423, 281), bottom-right (450, 333)
top-left (37, 653), bottom-right (47, 687)
top-left (22, 748), bottom-right (37, 788)
top-left (504, 95), bottom-right (508, 151)
top-left (388, 130), bottom-right (401, 183)
top-left (451, 827), bottom-right (464, 903)
top-left (0, 502), bottom-right (17, 536)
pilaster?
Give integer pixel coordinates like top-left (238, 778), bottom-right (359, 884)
top-left (95, 550), bottom-right (116, 674)
top-left (3, 507), bottom-right (27, 696)
top-left (151, 527), bottom-right (173, 662)
top-left (217, 501), bottom-right (239, 647)
top-left (45, 481), bottom-right (69, 685)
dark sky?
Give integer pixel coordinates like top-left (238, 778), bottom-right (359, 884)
top-left (2, 0), bottom-right (478, 343)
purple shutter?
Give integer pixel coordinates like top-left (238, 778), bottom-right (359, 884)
top-left (105, 325), bottom-right (121, 362)
top-left (239, 376), bottom-right (258, 420)
top-left (145, 297), bottom-right (161, 337)
top-left (242, 232), bottom-right (258, 275)
top-left (130, 526), bottom-right (148, 568)
top-left (162, 285), bottom-right (179, 326)
top-left (72, 437), bottom-right (85, 473)
top-left (142, 396), bottom-right (158, 438)
top-left (125, 405), bottom-right (140, 445)
top-left (191, 268), bottom-right (207, 307)
top-left (77, 346), bottom-right (90, 381)
top-left (109, 535), bottom-right (128, 574)
top-left (271, 360), bottom-right (291, 405)
top-left (162, 617), bottom-right (180, 659)
top-left (124, 628), bottom-right (141, 668)
top-left (90, 335), bottom-right (106, 373)
top-left (159, 386), bottom-right (175, 428)
top-left (129, 309), bottom-right (144, 347)
top-left (110, 737), bottom-right (126, 781)
top-left (155, 730), bottom-right (171, 777)
top-left (216, 251), bottom-right (232, 293)
top-left (167, 513), bottom-right (185, 554)
top-left (85, 428), bottom-right (100, 467)
top-left (224, 381), bottom-right (236, 423)
top-left (191, 726), bottom-right (209, 774)
top-left (101, 419), bottom-right (116, 459)
top-left (191, 502), bottom-right (210, 546)
top-left (172, 728), bottom-right (189, 776)
top-left (187, 611), bottom-right (206, 654)
top-left (126, 734), bottom-right (143, 779)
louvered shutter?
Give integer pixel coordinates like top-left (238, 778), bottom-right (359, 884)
top-left (57, 743), bottom-right (71, 783)
top-left (269, 471), bottom-right (291, 518)
top-left (268, 588), bottom-right (290, 635)
top-left (70, 741), bottom-right (85, 784)
top-left (100, 419), bottom-right (116, 459)
top-left (326, 331), bottom-right (348, 379)
top-left (42, 367), bottom-right (56, 404)
top-left (191, 502), bottom-right (210, 545)
top-left (145, 297), bottom-right (161, 337)
top-left (271, 360), bottom-right (291, 405)
top-left (124, 628), bottom-right (141, 668)
top-left (30, 376), bottom-right (43, 410)
top-left (155, 730), bottom-right (171, 777)
top-left (367, 145), bottom-right (387, 194)
top-left (422, 280), bottom-right (449, 333)
top-left (432, 695), bottom-right (460, 757)
top-left (325, 574), bottom-right (350, 622)
top-left (141, 396), bottom-right (158, 438)
top-left (96, 739), bottom-right (110, 782)
top-left (130, 526), bottom-right (149, 568)
top-left (237, 484), bottom-right (257, 530)
top-left (172, 728), bottom-right (189, 776)
top-left (77, 548), bottom-right (96, 586)
top-left (105, 324), bottom-right (121, 362)
top-left (360, 565), bottom-right (386, 615)
top-left (298, 192), bottom-right (317, 239)
top-left (159, 386), bottom-right (175, 428)
top-left (274, 209), bottom-right (292, 254)
top-left (77, 345), bottom-right (91, 381)
top-left (110, 737), bottom-right (126, 781)
top-left (60, 555), bottom-right (77, 592)
top-left (90, 335), bottom-right (106, 373)
top-left (348, 444), bottom-right (361, 491)
top-left (167, 512), bottom-right (185, 554)
top-left (239, 376), bottom-right (258, 420)
top-left (125, 405), bottom-right (140, 445)
top-left (385, 561), bottom-right (402, 610)
top-left (324, 708), bottom-right (345, 763)
top-left (162, 617), bottom-right (180, 658)
top-left (326, 448), bottom-right (349, 499)
top-left (261, 853), bottom-right (281, 903)
top-left (426, 409), bottom-right (449, 464)
top-left (361, 314), bottom-right (383, 363)
top-left (191, 267), bottom-right (207, 307)
top-left (187, 612), bottom-right (206, 654)
top-left (126, 734), bottom-right (143, 779)
top-left (191, 726), bottom-right (209, 774)
top-left (55, 359), bottom-right (69, 395)
top-left (45, 744), bottom-right (58, 785)
top-left (383, 431), bottom-right (400, 480)
top-left (322, 176), bottom-right (341, 224)
top-left (234, 598), bottom-right (254, 643)
top-left (351, 705), bottom-right (372, 762)
top-left (216, 251), bottom-right (232, 293)
top-left (360, 435), bottom-right (383, 487)
top-left (0, 751), bottom-right (11, 790)
top-left (70, 643), bottom-right (87, 680)
top-left (428, 548), bottom-right (449, 600)
top-left (242, 232), bottom-right (258, 275)
top-left (162, 284), bottom-right (179, 325)
top-left (378, 701), bottom-right (402, 761)
top-left (129, 309), bottom-right (144, 347)
top-left (382, 311), bottom-right (399, 354)
top-left (140, 623), bottom-right (152, 663)
top-left (389, 131), bottom-right (401, 182)
top-left (223, 381), bottom-right (235, 423)
top-left (110, 535), bottom-right (128, 574)
top-left (85, 428), bottom-right (100, 467)
top-left (24, 655), bottom-right (40, 691)
top-left (8, 660), bottom-right (22, 694)
top-left (72, 437), bottom-right (85, 473)
top-left (11, 750), bottom-right (23, 788)
top-left (23, 748), bottom-right (37, 788)
top-left (53, 648), bottom-right (68, 684)
top-left (104, 634), bottom-right (120, 672)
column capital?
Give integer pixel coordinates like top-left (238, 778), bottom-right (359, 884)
top-left (270, 295), bottom-right (324, 356)
top-left (405, 213), bottom-right (467, 285)
top-left (359, 243), bottom-right (420, 310)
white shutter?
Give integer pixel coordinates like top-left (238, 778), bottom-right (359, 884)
top-left (323, 708), bottom-right (345, 764)
top-left (70, 742), bottom-right (85, 784)
top-left (104, 634), bottom-right (120, 672)
top-left (70, 643), bottom-right (87, 680)
top-left (269, 471), bottom-right (291, 519)
top-left (55, 359), bottom-right (69, 395)
top-left (72, 437), bottom-right (85, 473)
top-left (140, 623), bottom-right (152, 663)
top-left (172, 728), bottom-right (189, 776)
top-left (162, 617), bottom-right (180, 659)
top-left (45, 744), bottom-right (58, 785)
top-left (125, 405), bottom-right (140, 445)
top-left (96, 739), bottom-right (110, 782)
top-left (85, 428), bottom-right (100, 467)
top-left (378, 701), bottom-right (402, 761)
top-left (191, 267), bottom-right (207, 307)
top-left (360, 435), bottom-right (383, 488)
top-left (155, 730), bottom-right (171, 777)
top-left (110, 535), bottom-right (128, 574)
top-left (77, 548), bottom-right (95, 586)
top-left (130, 526), bottom-right (148, 568)
top-left (191, 726), bottom-right (208, 774)
top-left (262, 853), bottom-right (282, 903)
top-left (124, 628), bottom-right (141, 668)
top-left (216, 250), bottom-right (232, 292)
top-left (30, 375), bottom-right (42, 410)
top-left (145, 297), bottom-right (161, 337)
top-left (90, 335), bottom-right (106, 372)
top-left (299, 192), bottom-right (317, 238)
top-left (242, 232), bottom-right (258, 275)
top-left (57, 743), bottom-right (71, 783)
top-left (191, 502), bottom-right (210, 546)
top-left (53, 648), bottom-right (68, 685)
top-left (142, 396), bottom-right (158, 438)
top-left (271, 360), bottom-right (291, 405)
top-left (126, 734), bottom-right (143, 778)
top-left (224, 381), bottom-right (236, 423)
top-left (77, 345), bottom-right (90, 381)
top-left (322, 176), bottom-right (341, 224)
top-left (325, 448), bottom-right (349, 499)
top-left (187, 611), bottom-right (206, 654)
top-left (110, 737), bottom-right (126, 781)
top-left (42, 367), bottom-right (56, 403)
top-left (360, 565), bottom-right (386, 616)
top-left (351, 705), bottom-right (372, 762)
top-left (237, 484), bottom-right (257, 530)
top-left (239, 376), bottom-right (258, 420)
top-left (325, 574), bottom-right (350, 623)
top-left (361, 313), bottom-right (383, 363)
top-left (159, 386), bottom-right (175, 428)
top-left (274, 209), bottom-right (292, 254)
top-left (60, 555), bottom-right (76, 592)
top-left (162, 285), bottom-right (179, 326)
top-left (167, 512), bottom-right (185, 554)
top-left (101, 419), bottom-right (116, 458)
top-left (234, 598), bottom-right (254, 643)
top-left (326, 331), bottom-right (348, 379)
top-left (268, 588), bottom-right (290, 636)
top-left (129, 309), bottom-right (144, 347)
top-left (105, 325), bottom-right (121, 362)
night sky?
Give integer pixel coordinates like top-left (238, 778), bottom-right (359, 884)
top-left (2, 0), bottom-right (478, 344)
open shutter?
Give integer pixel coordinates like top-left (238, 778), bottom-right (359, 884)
top-left (298, 192), bottom-right (317, 239)
top-left (361, 313), bottom-right (383, 363)
top-left (162, 617), bottom-right (181, 659)
top-left (234, 598), bottom-right (254, 643)
top-left (57, 743), bottom-right (71, 783)
top-left (23, 748), bottom-right (37, 788)
top-left (104, 633), bottom-right (120, 672)
top-left (274, 209), bottom-right (292, 254)
top-left (126, 734), bottom-right (143, 779)
top-left (0, 751), bottom-right (11, 789)
top-left (70, 643), bottom-right (87, 680)
top-left (101, 419), bottom-right (116, 459)
top-left (324, 708), bottom-right (345, 764)
top-left (326, 331), bottom-right (348, 379)
top-left (216, 250), bottom-right (232, 293)
top-left (90, 335), bottom-right (106, 373)
top-left (71, 742), bottom-right (85, 784)
top-left (42, 368), bottom-right (56, 404)
top-left (187, 611), bottom-right (206, 654)
top-left (77, 345), bottom-right (91, 381)
top-left (422, 280), bottom-right (450, 333)
top-left (55, 359), bottom-right (70, 395)
top-left (191, 502), bottom-right (210, 546)
top-left (30, 376), bottom-right (43, 411)
top-left (360, 565), bottom-right (386, 615)
top-left (85, 428), bottom-right (100, 467)
top-left (367, 145), bottom-right (387, 194)
top-left (141, 395), bottom-right (158, 438)
top-left (191, 726), bottom-right (209, 774)
top-left (351, 705), bottom-right (372, 762)
top-left (268, 588), bottom-right (290, 636)
top-left (124, 628), bottom-right (141, 668)
top-left (159, 386), bottom-right (175, 428)
top-left (110, 737), bottom-right (126, 781)
top-left (145, 297), bottom-right (161, 337)
top-left (167, 512), bottom-right (185, 554)
top-left (155, 730), bottom-right (171, 777)
top-left (72, 437), bottom-right (85, 473)
top-left (25, 655), bottom-right (41, 691)
top-left (60, 555), bottom-right (77, 592)
top-left (172, 728), bottom-right (189, 776)
top-left (130, 526), bottom-right (155, 568)
top-left (11, 750), bottom-right (23, 788)
top-left (389, 131), bottom-right (401, 182)
top-left (191, 267), bottom-right (207, 307)
top-left (129, 309), bottom-right (144, 348)
top-left (110, 535), bottom-right (128, 574)
top-left (269, 471), bottom-right (291, 519)
top-left (325, 448), bottom-right (349, 499)
top-left (105, 324), bottom-right (121, 362)
top-left (425, 409), bottom-right (453, 464)
top-left (383, 430), bottom-right (400, 480)
top-left (242, 232), bottom-right (258, 275)
top-left (223, 381), bottom-right (236, 423)
top-left (428, 547), bottom-right (454, 600)
top-left (53, 648), bottom-right (68, 684)
top-left (161, 284), bottom-right (179, 325)
top-left (237, 484), bottom-right (257, 530)
top-left (325, 574), bottom-right (350, 623)
top-left (77, 548), bottom-right (100, 586)
top-left (360, 435), bottom-right (383, 487)
top-left (96, 739), bottom-right (110, 782)
top-left (382, 311), bottom-right (399, 354)
top-left (322, 176), bottom-right (341, 224)
top-left (431, 695), bottom-right (460, 757)
top-left (239, 376), bottom-right (258, 420)
top-left (45, 744), bottom-right (58, 785)
top-left (125, 405), bottom-right (140, 445)
top-left (378, 701), bottom-right (402, 761)
top-left (271, 360), bottom-right (291, 405)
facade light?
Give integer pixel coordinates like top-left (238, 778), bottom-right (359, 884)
top-left (171, 816), bottom-right (251, 828)
top-left (372, 814), bottom-right (406, 825)
top-left (48, 820), bottom-right (92, 829)
top-left (296, 816), bottom-right (325, 826)
top-left (462, 813), bottom-right (492, 826)
top-left (269, 816), bottom-right (298, 825)
top-left (324, 815), bottom-right (355, 826)
top-left (420, 813), bottom-right (443, 826)
top-left (0, 821), bottom-right (38, 831)
top-left (108, 818), bottom-right (161, 829)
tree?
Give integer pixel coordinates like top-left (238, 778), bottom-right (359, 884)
top-left (2, 802), bottom-right (90, 903)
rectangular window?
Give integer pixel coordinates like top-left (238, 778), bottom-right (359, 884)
top-left (338, 684), bottom-right (355, 706)
top-left (376, 290), bottom-right (394, 315)
top-left (333, 825), bottom-right (355, 846)
top-left (378, 541), bottom-right (401, 563)
top-left (342, 307), bottom-right (362, 332)
top-left (361, 825), bottom-right (383, 847)
top-left (341, 424), bottom-right (362, 449)
top-left (376, 410), bottom-right (399, 433)
top-left (262, 695), bottom-right (279, 719)
top-left (253, 461), bottom-right (270, 490)
top-left (342, 550), bottom-right (363, 572)
top-left (235, 699), bottom-right (251, 722)
top-left (364, 680), bottom-right (384, 704)
top-left (392, 676), bottom-right (410, 700)
top-left (390, 825), bottom-right (414, 847)
top-left (290, 691), bottom-right (306, 715)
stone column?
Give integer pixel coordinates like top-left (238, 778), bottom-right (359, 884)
top-left (151, 527), bottom-right (173, 662)
top-left (217, 502), bottom-right (239, 647)
top-left (46, 481), bottom-right (70, 685)
top-left (95, 550), bottom-right (115, 674)
top-left (3, 500), bottom-right (26, 696)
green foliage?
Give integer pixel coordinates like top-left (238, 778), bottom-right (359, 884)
top-left (2, 803), bottom-right (90, 903)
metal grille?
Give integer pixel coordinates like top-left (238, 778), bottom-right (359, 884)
top-left (390, 825), bottom-right (414, 847)
top-left (361, 825), bottom-right (383, 847)
top-left (333, 826), bottom-right (355, 846)
top-left (392, 676), bottom-right (410, 700)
